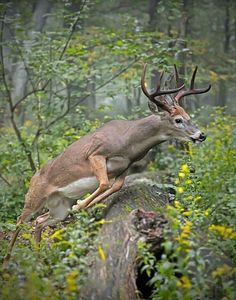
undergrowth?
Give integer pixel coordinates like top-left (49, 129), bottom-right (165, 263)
top-left (0, 108), bottom-right (235, 299)
top-left (138, 108), bottom-right (236, 299)
top-left (0, 205), bottom-right (105, 300)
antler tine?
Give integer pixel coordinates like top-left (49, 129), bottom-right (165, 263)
top-left (174, 64), bottom-right (181, 88)
top-left (141, 63), bottom-right (151, 99)
top-left (141, 64), bottom-right (171, 113)
top-left (141, 63), bottom-right (185, 98)
top-left (141, 63), bottom-right (186, 114)
top-left (190, 66), bottom-right (198, 89)
top-left (153, 70), bottom-right (164, 96)
top-left (175, 65), bottom-right (211, 103)
top-left (159, 70), bottom-right (164, 84)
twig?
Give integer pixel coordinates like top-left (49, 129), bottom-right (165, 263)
top-left (71, 57), bottom-right (140, 109)
top-left (0, 173), bottom-right (11, 187)
top-left (45, 57), bottom-right (140, 130)
top-left (58, 0), bottom-right (87, 61)
top-left (12, 87), bottom-right (45, 111)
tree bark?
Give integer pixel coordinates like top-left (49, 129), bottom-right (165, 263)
top-left (86, 75), bottom-right (96, 111)
top-left (80, 172), bottom-right (173, 300)
top-left (217, 0), bottom-right (230, 107)
top-left (174, 0), bottom-right (190, 109)
top-left (148, 0), bottom-right (160, 31)
top-left (8, 0), bottom-right (53, 123)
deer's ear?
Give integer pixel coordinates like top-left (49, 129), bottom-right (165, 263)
top-left (148, 101), bottom-right (159, 114)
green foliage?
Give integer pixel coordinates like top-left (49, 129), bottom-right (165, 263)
top-left (0, 206), bottom-right (105, 300)
top-left (138, 108), bottom-right (236, 299)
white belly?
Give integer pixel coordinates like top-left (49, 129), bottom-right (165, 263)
top-left (58, 177), bottom-right (99, 199)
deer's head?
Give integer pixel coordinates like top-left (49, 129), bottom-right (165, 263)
top-left (141, 64), bottom-right (211, 143)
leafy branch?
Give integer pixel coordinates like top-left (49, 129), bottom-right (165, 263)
top-left (0, 2), bottom-right (88, 173)
top-left (0, 9), bottom-right (37, 172)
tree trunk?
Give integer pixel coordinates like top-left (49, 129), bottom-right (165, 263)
top-left (80, 172), bottom-right (173, 300)
top-left (217, 0), bottom-right (230, 107)
top-left (234, 15), bottom-right (236, 50)
top-left (174, 0), bottom-right (190, 109)
top-left (86, 75), bottom-right (96, 111)
top-left (8, 0), bottom-right (53, 124)
top-left (148, 0), bottom-right (160, 31)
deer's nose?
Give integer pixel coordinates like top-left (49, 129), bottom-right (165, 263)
top-left (199, 132), bottom-right (206, 141)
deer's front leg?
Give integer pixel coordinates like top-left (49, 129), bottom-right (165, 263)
top-left (72, 155), bottom-right (109, 211)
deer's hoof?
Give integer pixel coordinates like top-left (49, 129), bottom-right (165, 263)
top-left (72, 203), bottom-right (84, 211)
top-left (72, 204), bottom-right (79, 211)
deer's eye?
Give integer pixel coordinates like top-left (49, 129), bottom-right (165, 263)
top-left (175, 118), bottom-right (183, 124)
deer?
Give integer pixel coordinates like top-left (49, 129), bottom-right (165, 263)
top-left (3, 63), bottom-right (211, 266)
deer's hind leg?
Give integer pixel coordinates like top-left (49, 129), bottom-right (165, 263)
top-left (73, 155), bottom-right (110, 211)
top-left (86, 170), bottom-right (127, 208)
top-left (34, 193), bottom-right (72, 243)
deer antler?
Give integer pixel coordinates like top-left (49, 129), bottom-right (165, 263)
top-left (174, 66), bottom-right (211, 103)
top-left (141, 63), bottom-right (185, 113)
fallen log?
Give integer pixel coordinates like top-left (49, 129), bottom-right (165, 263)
top-left (80, 172), bottom-right (173, 300)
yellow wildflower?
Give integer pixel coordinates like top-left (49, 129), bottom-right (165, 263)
top-left (185, 221), bottom-right (193, 227)
top-left (181, 226), bottom-right (191, 235)
top-left (212, 264), bottom-right (232, 278)
top-left (181, 164), bottom-right (190, 174)
top-left (182, 211), bottom-right (191, 217)
top-left (174, 200), bottom-right (181, 208)
top-left (95, 219), bottom-right (112, 225)
top-left (176, 187), bottom-right (184, 194)
top-left (185, 179), bottom-right (192, 185)
top-left (178, 172), bottom-right (186, 178)
top-left (174, 201), bottom-right (184, 212)
top-left (180, 240), bottom-right (192, 247)
top-left (181, 221), bottom-right (193, 235)
top-left (194, 196), bottom-right (202, 201)
top-left (175, 179), bottom-right (180, 185)
top-left (177, 276), bottom-right (192, 289)
top-left (66, 270), bottom-right (79, 292)
top-left (180, 232), bottom-right (189, 239)
top-left (98, 245), bottom-right (106, 261)
top-left (22, 233), bottom-right (31, 240)
top-left (50, 228), bottom-right (65, 241)
top-left (209, 224), bottom-right (236, 239)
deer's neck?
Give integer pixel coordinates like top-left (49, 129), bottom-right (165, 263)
top-left (129, 114), bottom-right (170, 160)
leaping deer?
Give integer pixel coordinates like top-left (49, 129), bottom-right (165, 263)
top-left (4, 63), bottom-right (211, 265)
